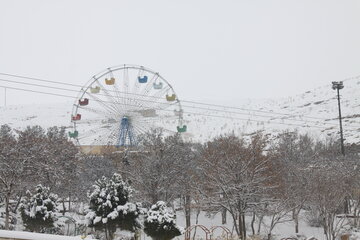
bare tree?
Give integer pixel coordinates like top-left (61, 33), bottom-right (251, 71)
top-left (119, 129), bottom-right (184, 206)
top-left (197, 133), bottom-right (273, 239)
top-left (307, 155), bottom-right (352, 240)
top-left (270, 131), bottom-right (316, 234)
top-left (0, 125), bottom-right (28, 229)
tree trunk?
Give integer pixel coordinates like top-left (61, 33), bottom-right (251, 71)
top-left (242, 213), bottom-right (246, 239)
top-left (239, 212), bottom-right (246, 240)
top-left (294, 208), bottom-right (300, 233)
top-left (251, 211), bottom-right (256, 235)
top-left (239, 213), bottom-right (243, 239)
top-left (68, 193), bottom-right (71, 212)
top-left (62, 199), bottom-right (66, 216)
top-left (185, 195), bottom-right (191, 228)
top-left (295, 214), bottom-right (299, 233)
top-left (354, 207), bottom-right (358, 227)
top-left (4, 191), bottom-right (10, 230)
top-left (222, 207), bottom-right (227, 224)
top-left (231, 213), bottom-right (240, 237)
top-left (344, 196), bottom-right (349, 214)
top-left (257, 215), bottom-right (263, 234)
top-left (13, 194), bottom-right (22, 214)
top-left (192, 208), bottom-right (201, 240)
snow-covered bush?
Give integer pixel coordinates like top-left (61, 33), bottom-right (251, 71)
top-left (19, 185), bottom-right (58, 232)
top-left (144, 201), bottom-right (183, 240)
top-left (85, 173), bottom-right (142, 239)
top-left (0, 211), bottom-right (16, 230)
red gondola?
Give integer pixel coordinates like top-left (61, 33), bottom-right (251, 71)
top-left (72, 114), bottom-right (81, 121)
top-left (79, 98), bottom-right (89, 106)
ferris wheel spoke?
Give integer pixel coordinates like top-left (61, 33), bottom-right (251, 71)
top-left (111, 84), bottom-right (127, 114)
top-left (109, 69), bottom-right (127, 114)
top-left (99, 126), bottom-right (120, 145)
top-left (138, 85), bottom-right (172, 110)
top-left (124, 95), bottom-right (143, 112)
top-left (133, 116), bottom-right (177, 129)
top-left (94, 78), bottom-right (122, 114)
top-left (152, 101), bottom-right (179, 113)
top-left (150, 84), bottom-right (171, 100)
top-left (85, 92), bottom-right (120, 116)
top-left (131, 118), bottom-right (156, 127)
top-left (140, 95), bottom-right (168, 112)
top-left (132, 123), bottom-right (149, 136)
top-left (77, 125), bottom-right (112, 140)
top-left (97, 127), bottom-right (119, 145)
top-left (131, 117), bottom-right (166, 130)
top-left (148, 86), bottom-right (173, 108)
top-left (75, 118), bottom-right (109, 125)
top-left (129, 69), bottom-right (153, 109)
top-left (130, 96), bottom-right (152, 111)
top-left (82, 125), bottom-right (119, 145)
top-left (134, 73), bottom-right (159, 109)
top-left (77, 105), bottom-right (115, 119)
top-left (132, 127), bottom-right (145, 140)
top-left (122, 67), bottom-right (131, 113)
top-left (130, 67), bottom-right (143, 98)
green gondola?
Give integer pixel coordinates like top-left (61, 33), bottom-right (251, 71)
top-left (68, 131), bottom-right (78, 138)
top-left (177, 125), bottom-right (187, 133)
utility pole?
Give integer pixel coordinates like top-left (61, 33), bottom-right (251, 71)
top-left (332, 81), bottom-right (345, 155)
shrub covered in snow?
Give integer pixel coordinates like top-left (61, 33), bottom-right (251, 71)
top-left (0, 211), bottom-right (16, 230)
top-left (144, 201), bottom-right (183, 240)
top-left (19, 185), bottom-right (58, 232)
top-left (85, 173), bottom-right (142, 239)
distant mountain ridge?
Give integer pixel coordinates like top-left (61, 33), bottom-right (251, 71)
top-left (1, 79), bottom-right (359, 145)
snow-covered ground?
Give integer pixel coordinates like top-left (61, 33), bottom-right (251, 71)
top-left (174, 210), bottom-right (324, 240)
top-left (0, 229), bottom-right (94, 240)
top-left (0, 208), bottom-right (354, 240)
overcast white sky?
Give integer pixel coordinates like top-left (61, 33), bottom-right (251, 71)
top-left (0, 0), bottom-right (360, 106)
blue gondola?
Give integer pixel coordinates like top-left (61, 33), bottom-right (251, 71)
top-left (138, 76), bottom-right (148, 83)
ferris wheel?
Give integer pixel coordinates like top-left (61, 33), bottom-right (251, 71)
top-left (68, 64), bottom-right (186, 146)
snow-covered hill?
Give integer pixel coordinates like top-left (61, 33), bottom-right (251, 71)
top-left (1, 79), bottom-right (359, 144)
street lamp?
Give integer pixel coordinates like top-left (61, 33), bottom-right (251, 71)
top-left (332, 81), bottom-right (345, 155)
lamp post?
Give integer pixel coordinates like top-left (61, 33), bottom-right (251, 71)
top-left (332, 81), bottom-right (345, 155)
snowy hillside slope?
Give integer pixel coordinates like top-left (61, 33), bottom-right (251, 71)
top-left (0, 79), bottom-right (359, 144)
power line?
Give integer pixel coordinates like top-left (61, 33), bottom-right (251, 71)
top-left (0, 84), bottom-right (348, 130)
top-left (0, 72), bottom-right (81, 88)
top-left (341, 74), bottom-right (360, 83)
top-left (0, 71), bottom-right (336, 122)
top-left (1, 77), bottom-right (357, 129)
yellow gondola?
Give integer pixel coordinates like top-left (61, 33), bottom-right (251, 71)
top-left (166, 94), bottom-right (176, 101)
top-left (105, 77), bottom-right (115, 85)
